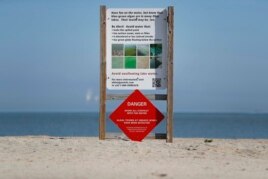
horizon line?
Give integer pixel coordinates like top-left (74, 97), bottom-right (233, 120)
top-left (0, 111), bottom-right (268, 115)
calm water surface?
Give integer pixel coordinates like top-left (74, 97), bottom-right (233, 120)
top-left (0, 112), bottom-right (267, 138)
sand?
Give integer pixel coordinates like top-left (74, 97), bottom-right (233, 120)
top-left (0, 136), bottom-right (268, 179)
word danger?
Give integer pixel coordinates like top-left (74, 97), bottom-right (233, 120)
top-left (127, 102), bottom-right (147, 106)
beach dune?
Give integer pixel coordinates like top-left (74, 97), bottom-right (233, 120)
top-left (0, 136), bottom-right (268, 179)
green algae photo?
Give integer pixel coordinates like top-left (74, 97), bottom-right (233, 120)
top-left (150, 56), bottom-right (162, 69)
top-left (137, 44), bottom-right (149, 56)
top-left (125, 56), bottom-right (136, 69)
top-left (137, 57), bottom-right (149, 69)
top-left (112, 44), bottom-right (124, 56)
top-left (112, 57), bottom-right (124, 69)
top-left (150, 44), bottom-right (162, 56)
top-left (111, 43), bottom-right (164, 69)
top-left (125, 44), bottom-right (136, 56)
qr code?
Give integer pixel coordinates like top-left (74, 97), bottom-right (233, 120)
top-left (152, 78), bottom-right (161, 87)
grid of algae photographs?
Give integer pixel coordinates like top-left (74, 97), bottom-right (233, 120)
top-left (112, 44), bottom-right (162, 69)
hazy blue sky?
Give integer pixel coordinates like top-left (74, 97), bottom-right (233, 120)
top-left (0, 0), bottom-right (268, 112)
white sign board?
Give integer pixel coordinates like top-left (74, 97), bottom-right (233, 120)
top-left (106, 8), bottom-right (167, 90)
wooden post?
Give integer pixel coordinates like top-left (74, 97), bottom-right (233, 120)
top-left (167, 6), bottom-right (174, 143)
top-left (99, 5), bottom-right (106, 140)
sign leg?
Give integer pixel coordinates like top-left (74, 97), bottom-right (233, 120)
top-left (99, 5), bottom-right (107, 140)
top-left (167, 6), bottom-right (174, 143)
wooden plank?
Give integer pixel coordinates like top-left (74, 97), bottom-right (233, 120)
top-left (106, 132), bottom-right (166, 140)
top-left (99, 5), bottom-right (106, 140)
top-left (166, 6), bottom-right (174, 143)
top-left (106, 94), bottom-right (167, 101)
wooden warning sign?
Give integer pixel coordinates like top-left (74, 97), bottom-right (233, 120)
top-left (99, 6), bottom-right (174, 142)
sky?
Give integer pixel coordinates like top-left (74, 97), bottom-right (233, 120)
top-left (0, 0), bottom-right (268, 113)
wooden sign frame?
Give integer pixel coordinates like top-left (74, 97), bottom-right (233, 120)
top-left (99, 6), bottom-right (174, 143)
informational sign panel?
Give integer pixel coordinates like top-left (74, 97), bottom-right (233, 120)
top-left (106, 8), bottom-right (167, 90)
top-left (109, 90), bottom-right (164, 141)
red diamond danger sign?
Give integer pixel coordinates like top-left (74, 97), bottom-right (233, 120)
top-left (109, 90), bottom-right (164, 141)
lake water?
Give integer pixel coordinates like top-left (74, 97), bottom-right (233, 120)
top-left (0, 112), bottom-right (268, 139)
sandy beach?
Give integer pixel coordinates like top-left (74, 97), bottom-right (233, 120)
top-left (0, 136), bottom-right (268, 179)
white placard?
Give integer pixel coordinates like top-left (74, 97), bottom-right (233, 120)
top-left (106, 8), bottom-right (167, 90)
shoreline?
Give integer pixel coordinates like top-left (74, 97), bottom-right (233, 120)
top-left (0, 136), bottom-right (268, 179)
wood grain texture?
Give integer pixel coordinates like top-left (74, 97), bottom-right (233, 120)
top-left (167, 6), bottom-right (174, 143)
top-left (99, 6), bottom-right (106, 140)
